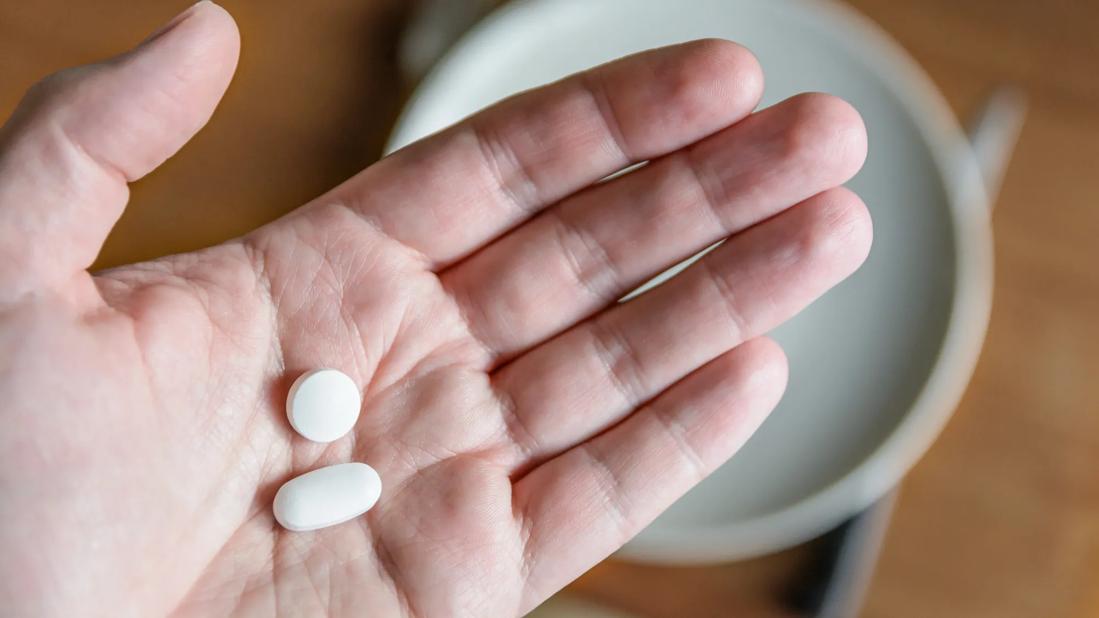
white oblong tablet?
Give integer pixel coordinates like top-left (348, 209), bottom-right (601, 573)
top-left (286, 368), bottom-right (361, 443)
top-left (273, 462), bottom-right (382, 532)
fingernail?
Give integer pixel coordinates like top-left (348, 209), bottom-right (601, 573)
top-left (141, 1), bottom-right (211, 46)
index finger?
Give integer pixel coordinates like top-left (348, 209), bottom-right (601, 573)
top-left (329, 39), bottom-right (763, 267)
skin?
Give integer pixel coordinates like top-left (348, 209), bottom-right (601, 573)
top-left (0, 3), bottom-right (870, 617)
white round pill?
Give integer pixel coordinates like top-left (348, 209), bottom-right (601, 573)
top-left (286, 368), bottom-right (361, 443)
top-left (273, 462), bottom-right (382, 532)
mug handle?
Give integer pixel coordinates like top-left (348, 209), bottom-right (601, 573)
top-left (964, 85), bottom-right (1028, 208)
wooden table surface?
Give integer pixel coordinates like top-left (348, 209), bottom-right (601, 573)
top-left (2, 1), bottom-right (1097, 616)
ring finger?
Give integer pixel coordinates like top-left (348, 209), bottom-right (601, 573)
top-left (494, 187), bottom-right (872, 470)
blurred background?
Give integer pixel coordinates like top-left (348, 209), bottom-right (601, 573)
top-left (1, 1), bottom-right (1096, 616)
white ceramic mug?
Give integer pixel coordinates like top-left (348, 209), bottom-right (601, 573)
top-left (387, 0), bottom-right (997, 564)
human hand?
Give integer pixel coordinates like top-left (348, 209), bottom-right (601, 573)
top-left (0, 3), bottom-right (870, 616)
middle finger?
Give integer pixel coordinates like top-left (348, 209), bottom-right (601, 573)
top-left (444, 93), bottom-right (866, 361)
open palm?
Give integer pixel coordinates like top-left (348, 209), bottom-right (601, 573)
top-left (0, 4), bottom-right (870, 617)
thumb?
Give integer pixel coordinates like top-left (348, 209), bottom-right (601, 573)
top-left (0, 1), bottom-right (240, 300)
